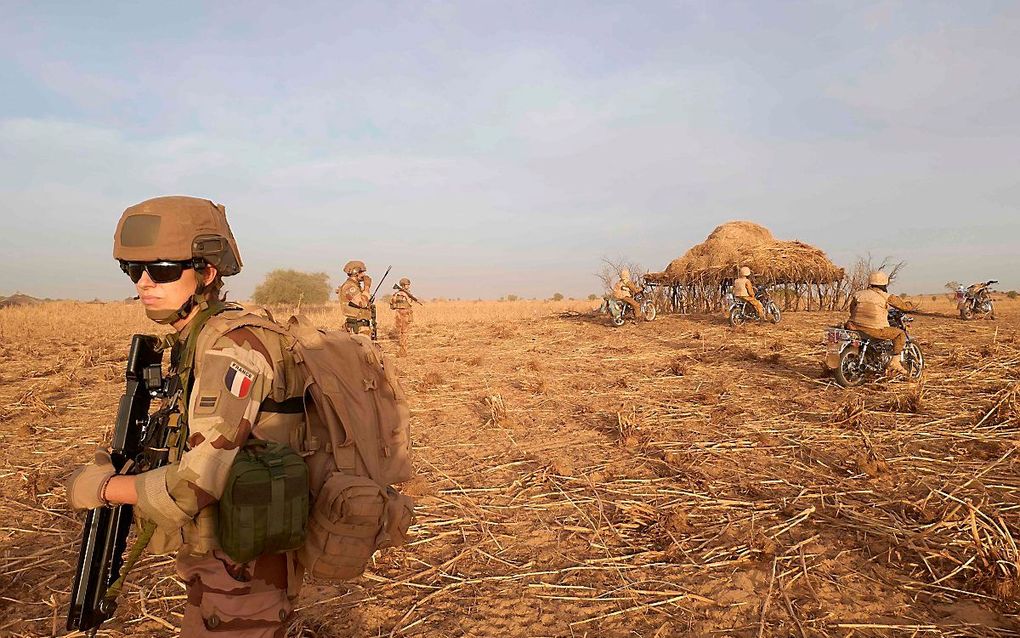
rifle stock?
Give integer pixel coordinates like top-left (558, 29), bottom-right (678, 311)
top-left (67, 334), bottom-right (177, 634)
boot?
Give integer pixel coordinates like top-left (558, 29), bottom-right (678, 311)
top-left (886, 356), bottom-right (908, 378)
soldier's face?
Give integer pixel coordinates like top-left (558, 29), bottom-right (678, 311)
top-left (135, 267), bottom-right (213, 314)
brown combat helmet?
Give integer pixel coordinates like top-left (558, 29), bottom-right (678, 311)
top-left (399, 277), bottom-right (410, 287)
top-left (343, 260), bottom-right (366, 276)
top-left (739, 266), bottom-right (751, 277)
top-left (113, 196), bottom-right (242, 276)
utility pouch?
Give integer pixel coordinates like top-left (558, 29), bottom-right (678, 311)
top-left (297, 473), bottom-right (413, 580)
top-left (218, 440), bottom-right (309, 563)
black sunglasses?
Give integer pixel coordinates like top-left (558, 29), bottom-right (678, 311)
top-left (119, 260), bottom-right (197, 284)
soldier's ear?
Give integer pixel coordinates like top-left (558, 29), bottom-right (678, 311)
top-left (201, 265), bottom-right (218, 286)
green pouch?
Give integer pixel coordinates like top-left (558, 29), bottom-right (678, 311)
top-left (218, 440), bottom-right (309, 563)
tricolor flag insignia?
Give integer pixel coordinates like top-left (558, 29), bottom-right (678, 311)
top-left (224, 362), bottom-right (255, 399)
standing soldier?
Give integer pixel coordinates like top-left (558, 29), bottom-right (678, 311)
top-left (337, 260), bottom-right (373, 336)
top-left (65, 196), bottom-right (304, 636)
top-left (389, 277), bottom-right (414, 356)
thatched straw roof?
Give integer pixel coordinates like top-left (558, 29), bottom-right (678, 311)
top-left (647, 221), bottom-right (844, 285)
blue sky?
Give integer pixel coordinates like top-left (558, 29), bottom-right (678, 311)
top-left (1, 1), bottom-right (1018, 300)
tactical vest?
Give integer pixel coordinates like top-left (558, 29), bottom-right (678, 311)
top-left (391, 292), bottom-right (411, 310)
top-left (850, 288), bottom-right (890, 329)
top-left (339, 278), bottom-right (371, 320)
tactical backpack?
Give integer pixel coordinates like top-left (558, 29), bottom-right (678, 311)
top-left (201, 308), bottom-right (415, 579)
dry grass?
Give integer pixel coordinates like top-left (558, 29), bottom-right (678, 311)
top-left (1, 297), bottom-right (1020, 637)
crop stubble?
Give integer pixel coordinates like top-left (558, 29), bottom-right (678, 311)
top-left (0, 298), bottom-right (1018, 637)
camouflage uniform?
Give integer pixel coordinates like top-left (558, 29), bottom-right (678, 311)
top-left (338, 261), bottom-right (372, 336)
top-left (389, 278), bottom-right (413, 357)
top-left (136, 314), bottom-right (304, 636)
top-left (89, 196), bottom-right (304, 637)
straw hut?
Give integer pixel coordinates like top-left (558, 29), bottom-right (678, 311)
top-left (645, 221), bottom-right (845, 312)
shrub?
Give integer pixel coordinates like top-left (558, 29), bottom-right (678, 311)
top-left (1008, 291), bottom-right (1018, 300)
top-left (551, 292), bottom-right (564, 301)
top-left (588, 294), bottom-right (598, 301)
top-left (506, 294), bottom-right (519, 302)
top-left (252, 269), bottom-right (330, 305)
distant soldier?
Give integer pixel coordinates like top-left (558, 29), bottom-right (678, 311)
top-left (612, 269), bottom-right (645, 320)
top-left (732, 266), bottom-right (769, 320)
top-left (337, 260), bottom-right (373, 335)
top-left (846, 271), bottom-right (913, 377)
top-left (389, 277), bottom-right (414, 356)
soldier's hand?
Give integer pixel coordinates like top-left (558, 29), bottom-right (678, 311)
top-left (66, 447), bottom-right (116, 510)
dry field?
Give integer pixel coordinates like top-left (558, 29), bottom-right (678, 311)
top-left (1, 297), bottom-right (1019, 637)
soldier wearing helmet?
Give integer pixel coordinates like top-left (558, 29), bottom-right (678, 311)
top-left (846, 271), bottom-right (914, 377)
top-left (337, 260), bottom-right (373, 335)
top-left (732, 266), bottom-right (770, 321)
top-left (389, 277), bottom-right (414, 357)
top-left (66, 196), bottom-right (303, 636)
top-left (612, 268), bottom-right (645, 320)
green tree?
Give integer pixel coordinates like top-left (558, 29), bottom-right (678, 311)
top-left (551, 292), bottom-right (564, 301)
top-left (252, 269), bottom-right (330, 305)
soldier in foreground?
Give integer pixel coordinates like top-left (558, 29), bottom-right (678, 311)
top-left (846, 271), bottom-right (913, 377)
top-left (337, 260), bottom-right (373, 335)
top-left (389, 277), bottom-right (416, 356)
top-left (732, 266), bottom-right (769, 320)
top-left (612, 268), bottom-right (645, 320)
top-left (66, 196), bottom-right (302, 636)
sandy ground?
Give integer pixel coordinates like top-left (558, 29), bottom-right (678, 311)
top-left (1, 297), bottom-right (1018, 637)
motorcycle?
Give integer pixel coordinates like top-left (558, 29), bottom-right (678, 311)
top-left (958, 280), bottom-right (997, 320)
top-left (600, 286), bottom-right (657, 327)
top-left (825, 308), bottom-right (924, 387)
top-left (727, 287), bottom-right (781, 327)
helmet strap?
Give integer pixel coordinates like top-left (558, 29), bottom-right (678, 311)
top-left (145, 271), bottom-right (210, 325)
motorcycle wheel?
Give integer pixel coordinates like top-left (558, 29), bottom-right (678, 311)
top-left (960, 306), bottom-right (973, 320)
top-left (903, 343), bottom-right (924, 379)
top-left (834, 349), bottom-right (867, 388)
top-left (768, 303), bottom-right (781, 324)
top-left (728, 305), bottom-right (746, 327)
top-left (641, 302), bottom-right (657, 322)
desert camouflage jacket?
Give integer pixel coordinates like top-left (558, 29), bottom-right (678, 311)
top-left (134, 313), bottom-right (303, 554)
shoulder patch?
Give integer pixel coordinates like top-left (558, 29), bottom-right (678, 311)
top-left (224, 362), bottom-right (256, 399)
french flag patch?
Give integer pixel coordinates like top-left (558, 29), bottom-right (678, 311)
top-left (224, 362), bottom-right (255, 399)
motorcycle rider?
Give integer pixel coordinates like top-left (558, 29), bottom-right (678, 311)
top-left (846, 271), bottom-right (913, 377)
top-left (612, 269), bottom-right (645, 320)
top-left (732, 266), bottom-right (768, 320)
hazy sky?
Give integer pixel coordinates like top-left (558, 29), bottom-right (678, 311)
top-left (1, 1), bottom-right (1018, 300)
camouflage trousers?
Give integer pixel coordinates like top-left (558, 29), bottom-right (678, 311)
top-left (394, 309), bottom-right (412, 356)
top-left (176, 548), bottom-right (296, 637)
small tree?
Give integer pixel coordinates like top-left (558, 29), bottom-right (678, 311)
top-left (506, 294), bottom-right (519, 302)
top-left (551, 292), bottom-right (564, 301)
top-left (587, 294), bottom-right (598, 301)
top-left (252, 269), bottom-right (330, 305)
top-left (1008, 291), bottom-right (1018, 300)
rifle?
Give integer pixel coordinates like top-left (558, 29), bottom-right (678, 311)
top-left (392, 283), bottom-right (424, 306)
top-left (368, 266), bottom-right (391, 341)
top-left (67, 335), bottom-right (182, 635)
